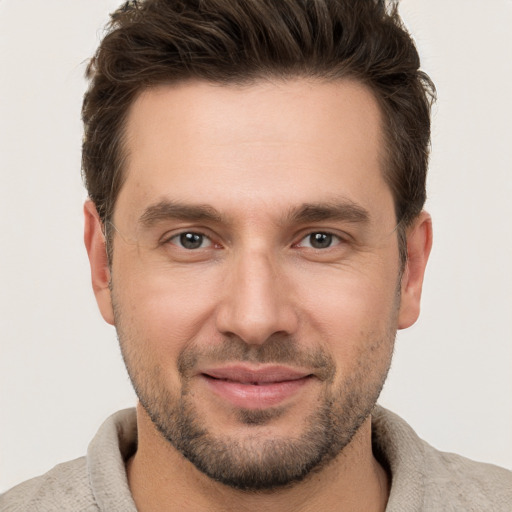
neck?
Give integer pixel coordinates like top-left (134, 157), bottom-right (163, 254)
top-left (127, 404), bottom-right (389, 512)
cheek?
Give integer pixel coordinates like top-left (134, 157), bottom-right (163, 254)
top-left (112, 256), bottom-right (223, 352)
top-left (112, 241), bottom-right (400, 368)
top-left (111, 268), bottom-right (222, 396)
top-left (296, 263), bottom-right (400, 328)
top-left (292, 262), bottom-right (400, 368)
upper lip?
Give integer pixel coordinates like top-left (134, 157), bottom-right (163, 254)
top-left (201, 365), bottom-right (312, 384)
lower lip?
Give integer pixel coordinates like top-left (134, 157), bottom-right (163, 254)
top-left (201, 375), bottom-right (312, 409)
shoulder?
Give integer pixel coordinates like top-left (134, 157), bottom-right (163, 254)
top-left (372, 406), bottom-right (512, 511)
top-left (0, 457), bottom-right (99, 512)
top-left (420, 440), bottom-right (512, 511)
top-left (0, 408), bottom-right (137, 512)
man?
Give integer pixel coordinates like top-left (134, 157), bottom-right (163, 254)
top-left (2, 0), bottom-right (511, 510)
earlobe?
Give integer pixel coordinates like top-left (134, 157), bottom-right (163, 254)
top-left (397, 211), bottom-right (433, 330)
top-left (84, 200), bottom-right (115, 325)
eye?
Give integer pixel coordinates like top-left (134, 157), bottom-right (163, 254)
top-left (297, 232), bottom-right (342, 249)
top-left (168, 232), bottom-right (212, 250)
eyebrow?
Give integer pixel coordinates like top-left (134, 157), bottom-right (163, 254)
top-left (138, 198), bottom-right (370, 228)
top-left (286, 201), bottom-right (370, 225)
top-left (139, 200), bottom-right (223, 227)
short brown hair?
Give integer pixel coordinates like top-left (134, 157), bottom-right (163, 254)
top-left (82, 0), bottom-right (435, 261)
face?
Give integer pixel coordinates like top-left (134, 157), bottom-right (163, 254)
top-left (87, 79), bottom-right (427, 490)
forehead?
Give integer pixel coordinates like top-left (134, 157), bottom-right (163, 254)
top-left (117, 78), bottom-right (392, 226)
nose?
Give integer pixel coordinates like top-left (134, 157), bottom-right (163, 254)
top-left (215, 249), bottom-right (299, 345)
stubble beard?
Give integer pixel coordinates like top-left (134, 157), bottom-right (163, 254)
top-left (114, 304), bottom-right (397, 491)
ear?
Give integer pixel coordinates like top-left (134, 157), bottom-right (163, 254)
top-left (397, 211), bottom-right (433, 330)
top-left (84, 200), bottom-right (115, 325)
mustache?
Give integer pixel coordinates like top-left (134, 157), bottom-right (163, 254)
top-left (177, 334), bottom-right (336, 382)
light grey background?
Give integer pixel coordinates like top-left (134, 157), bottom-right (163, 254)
top-left (1, 0), bottom-right (511, 492)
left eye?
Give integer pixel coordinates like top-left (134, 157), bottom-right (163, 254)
top-left (169, 232), bottom-right (212, 250)
top-left (297, 232), bottom-right (341, 249)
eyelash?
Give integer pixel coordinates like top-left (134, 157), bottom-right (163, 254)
top-left (165, 231), bottom-right (215, 250)
top-left (163, 230), bottom-right (345, 251)
top-left (294, 232), bottom-right (344, 250)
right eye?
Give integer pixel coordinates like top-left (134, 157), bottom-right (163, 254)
top-left (168, 232), bottom-right (213, 250)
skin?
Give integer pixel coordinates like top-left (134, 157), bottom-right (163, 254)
top-left (84, 78), bottom-right (432, 512)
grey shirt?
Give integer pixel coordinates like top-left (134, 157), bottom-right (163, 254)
top-left (2, 406), bottom-right (511, 511)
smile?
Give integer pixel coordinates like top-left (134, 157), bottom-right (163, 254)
top-left (200, 365), bottom-right (314, 410)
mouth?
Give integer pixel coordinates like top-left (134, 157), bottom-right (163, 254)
top-left (199, 365), bottom-right (314, 410)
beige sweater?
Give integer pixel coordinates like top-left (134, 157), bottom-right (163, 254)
top-left (2, 406), bottom-right (511, 511)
